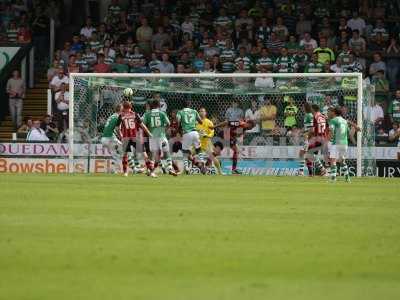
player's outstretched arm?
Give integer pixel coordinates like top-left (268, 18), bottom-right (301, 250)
top-left (140, 123), bottom-right (152, 138)
top-left (196, 114), bottom-right (203, 125)
top-left (214, 120), bottom-right (228, 128)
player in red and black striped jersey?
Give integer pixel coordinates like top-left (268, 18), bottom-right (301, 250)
top-left (120, 101), bottom-right (151, 176)
top-left (309, 104), bottom-right (328, 175)
top-left (313, 109), bottom-right (328, 140)
top-left (120, 111), bottom-right (142, 138)
top-left (168, 110), bottom-right (182, 173)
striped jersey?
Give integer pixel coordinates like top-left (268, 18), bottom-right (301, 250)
top-left (214, 16), bottom-right (232, 29)
top-left (89, 41), bottom-right (102, 52)
top-left (234, 56), bottom-right (252, 71)
top-left (274, 56), bottom-right (297, 73)
top-left (125, 53), bottom-right (144, 65)
top-left (256, 56), bottom-right (275, 69)
top-left (7, 28), bottom-right (18, 42)
top-left (190, 12), bottom-right (200, 32)
top-left (83, 53), bottom-right (97, 66)
top-left (220, 49), bottom-right (236, 73)
top-left (304, 62), bottom-right (324, 73)
top-left (76, 59), bottom-right (89, 72)
top-left (120, 111), bottom-right (142, 138)
top-left (255, 26), bottom-right (272, 42)
top-left (313, 112), bottom-right (328, 138)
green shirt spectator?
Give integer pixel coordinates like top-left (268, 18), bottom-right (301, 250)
top-left (313, 38), bottom-right (335, 64)
top-left (112, 55), bottom-right (129, 73)
top-left (389, 91), bottom-right (400, 123)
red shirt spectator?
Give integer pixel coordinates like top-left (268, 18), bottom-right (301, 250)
top-left (17, 26), bottom-right (31, 43)
top-left (94, 54), bottom-right (111, 73)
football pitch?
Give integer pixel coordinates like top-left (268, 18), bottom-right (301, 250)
top-left (0, 174), bottom-right (399, 300)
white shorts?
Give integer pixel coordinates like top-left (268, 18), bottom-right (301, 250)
top-left (182, 131), bottom-right (200, 151)
top-left (101, 136), bottom-right (119, 149)
top-left (149, 137), bottom-right (169, 153)
top-left (329, 144), bottom-right (348, 160)
top-left (101, 136), bottom-right (121, 156)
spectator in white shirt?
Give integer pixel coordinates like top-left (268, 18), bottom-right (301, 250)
top-left (80, 17), bottom-right (96, 39)
top-left (245, 100), bottom-right (261, 133)
top-left (181, 16), bottom-right (194, 39)
top-left (50, 68), bottom-right (69, 92)
top-left (369, 52), bottom-right (386, 76)
top-left (55, 83), bottom-right (69, 112)
top-left (27, 120), bottom-right (49, 142)
top-left (299, 32), bottom-right (318, 51)
top-left (204, 38), bottom-right (220, 59)
top-left (55, 83), bottom-right (69, 130)
top-left (158, 53), bottom-right (175, 73)
top-left (364, 102), bottom-right (384, 125)
top-left (348, 29), bottom-right (366, 53)
top-left (346, 11), bottom-right (366, 34)
top-left (330, 57), bottom-right (343, 73)
top-left (255, 66), bottom-right (275, 88)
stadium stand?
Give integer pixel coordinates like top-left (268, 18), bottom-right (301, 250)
top-left (0, 0), bottom-right (400, 145)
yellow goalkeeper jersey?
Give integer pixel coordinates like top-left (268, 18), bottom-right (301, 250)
top-left (196, 118), bottom-right (214, 152)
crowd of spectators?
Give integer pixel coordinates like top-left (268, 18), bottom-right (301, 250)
top-left (2, 0), bottom-right (400, 146)
top-left (0, 1), bottom-right (62, 60)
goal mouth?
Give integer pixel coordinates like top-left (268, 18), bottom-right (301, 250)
top-left (68, 72), bottom-right (374, 176)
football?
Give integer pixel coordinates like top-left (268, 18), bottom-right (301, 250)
top-left (123, 87), bottom-right (134, 98)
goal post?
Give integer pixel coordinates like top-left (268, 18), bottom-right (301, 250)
top-left (68, 72), bottom-right (373, 177)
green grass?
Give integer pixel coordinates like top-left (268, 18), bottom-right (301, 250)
top-left (0, 174), bottom-right (399, 300)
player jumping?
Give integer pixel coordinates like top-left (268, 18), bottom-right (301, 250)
top-left (168, 109), bottom-right (182, 173)
top-left (120, 101), bottom-right (152, 177)
top-left (101, 104), bottom-right (123, 173)
top-left (309, 104), bottom-right (328, 176)
top-left (176, 101), bottom-right (204, 174)
top-left (143, 98), bottom-right (178, 177)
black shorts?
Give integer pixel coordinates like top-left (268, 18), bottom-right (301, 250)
top-left (123, 139), bottom-right (136, 153)
top-left (229, 127), bottom-right (238, 147)
top-left (172, 141), bottom-right (182, 153)
top-left (308, 141), bottom-right (323, 155)
top-left (143, 140), bottom-right (150, 155)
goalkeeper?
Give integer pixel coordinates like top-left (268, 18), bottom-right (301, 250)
top-left (196, 107), bottom-right (223, 175)
top-left (101, 104), bottom-right (122, 173)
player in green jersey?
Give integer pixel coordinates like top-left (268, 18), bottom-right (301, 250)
top-left (176, 101), bottom-right (203, 174)
top-left (143, 99), bottom-right (177, 177)
top-left (298, 102), bottom-right (314, 175)
top-left (101, 104), bottom-right (122, 173)
top-left (327, 107), bottom-right (359, 182)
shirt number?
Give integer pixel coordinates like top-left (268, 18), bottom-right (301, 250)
top-left (151, 116), bottom-right (161, 127)
top-left (124, 118), bottom-right (136, 129)
top-left (184, 113), bottom-right (195, 124)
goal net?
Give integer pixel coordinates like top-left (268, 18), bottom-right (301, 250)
top-left (68, 73), bottom-right (375, 176)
